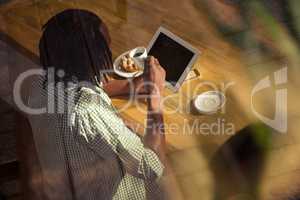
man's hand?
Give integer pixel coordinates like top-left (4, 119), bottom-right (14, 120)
top-left (144, 56), bottom-right (166, 111)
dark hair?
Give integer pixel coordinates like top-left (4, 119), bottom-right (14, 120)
top-left (39, 9), bottom-right (112, 85)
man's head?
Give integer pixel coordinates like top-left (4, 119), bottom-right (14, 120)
top-left (39, 9), bottom-right (112, 85)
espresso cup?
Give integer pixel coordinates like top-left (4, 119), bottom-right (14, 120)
top-left (129, 47), bottom-right (147, 69)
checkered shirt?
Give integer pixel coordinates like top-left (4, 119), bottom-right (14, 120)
top-left (27, 79), bottom-right (164, 200)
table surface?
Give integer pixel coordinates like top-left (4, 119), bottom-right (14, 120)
top-left (3, 1), bottom-right (300, 200)
top-left (0, 0), bottom-right (255, 156)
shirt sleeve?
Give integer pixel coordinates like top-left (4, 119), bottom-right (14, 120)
top-left (71, 87), bottom-right (164, 181)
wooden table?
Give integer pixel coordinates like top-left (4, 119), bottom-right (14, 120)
top-left (0, 0), bottom-right (255, 156)
top-left (6, 1), bottom-right (294, 199)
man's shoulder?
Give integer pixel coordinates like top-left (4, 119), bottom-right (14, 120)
top-left (74, 86), bottom-right (111, 112)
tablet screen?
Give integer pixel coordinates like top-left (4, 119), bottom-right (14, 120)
top-left (148, 32), bottom-right (195, 87)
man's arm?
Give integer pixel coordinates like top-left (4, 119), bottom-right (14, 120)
top-left (104, 57), bottom-right (167, 164)
top-left (142, 56), bottom-right (167, 164)
top-left (144, 99), bottom-right (167, 164)
top-left (142, 57), bottom-right (184, 200)
top-left (73, 86), bottom-right (164, 180)
top-left (103, 77), bottom-right (145, 97)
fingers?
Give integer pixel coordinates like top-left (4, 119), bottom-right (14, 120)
top-left (145, 56), bottom-right (154, 72)
top-left (153, 58), bottom-right (165, 74)
top-left (147, 56), bottom-right (161, 69)
top-left (155, 58), bottom-right (160, 65)
top-left (144, 56), bottom-right (152, 75)
top-left (149, 56), bottom-right (156, 67)
top-left (146, 56), bottom-right (165, 75)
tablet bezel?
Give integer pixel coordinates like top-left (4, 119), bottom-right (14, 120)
top-left (147, 26), bottom-right (200, 92)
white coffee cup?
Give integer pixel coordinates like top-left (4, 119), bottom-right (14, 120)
top-left (129, 47), bottom-right (147, 69)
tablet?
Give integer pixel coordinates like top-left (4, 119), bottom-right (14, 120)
top-left (147, 27), bottom-right (200, 91)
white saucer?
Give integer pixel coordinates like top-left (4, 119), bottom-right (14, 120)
top-left (113, 50), bottom-right (144, 78)
top-left (193, 91), bottom-right (226, 114)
